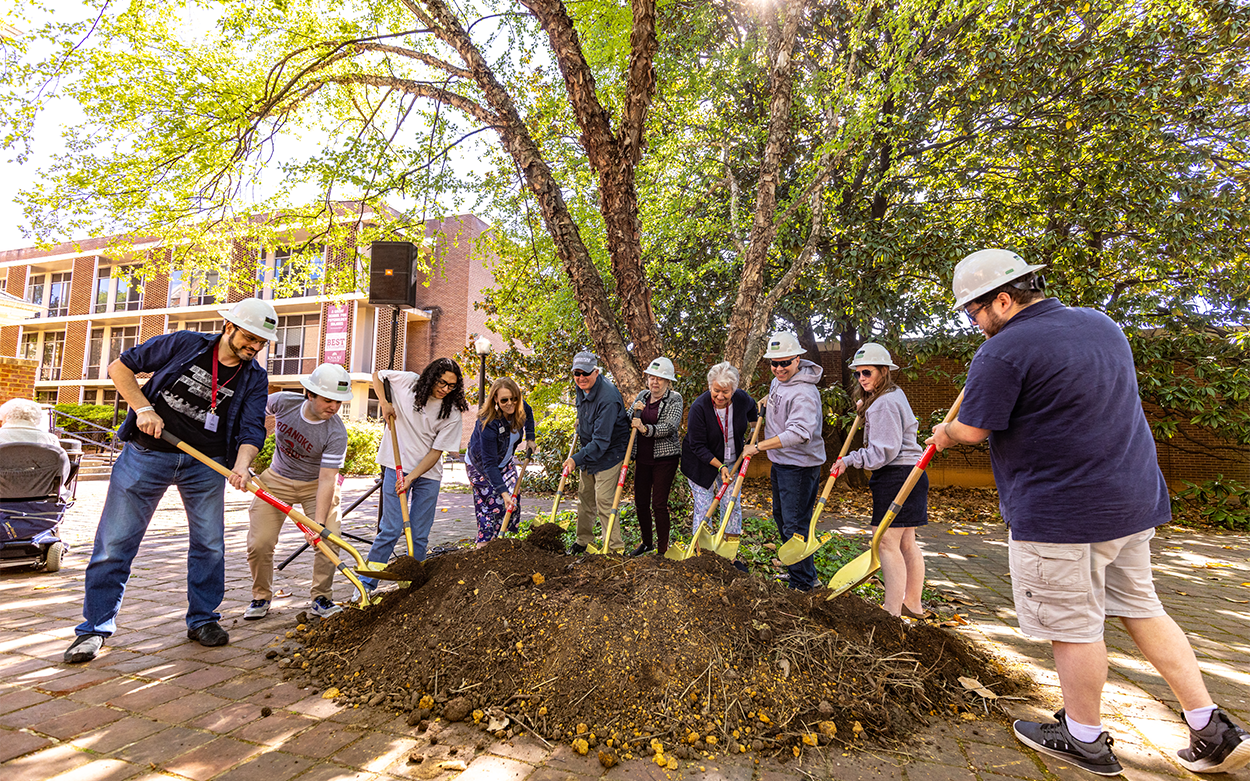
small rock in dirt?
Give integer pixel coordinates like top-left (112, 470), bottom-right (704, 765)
top-left (415, 708), bottom-right (431, 721)
top-left (817, 700), bottom-right (834, 716)
top-left (598, 750), bottom-right (618, 768)
top-left (296, 611), bottom-right (309, 625)
top-left (442, 696), bottom-right (472, 722)
top-left (407, 711), bottom-right (423, 727)
top-left (475, 741), bottom-right (487, 751)
top-left (368, 693), bottom-right (385, 707)
top-left (407, 751), bottom-right (425, 764)
top-left (277, 658), bottom-right (291, 668)
top-left (260, 706), bottom-right (273, 717)
top-left (417, 720), bottom-right (430, 732)
top-left (428, 736), bottom-right (438, 745)
top-left (265, 649), bottom-right (278, 659)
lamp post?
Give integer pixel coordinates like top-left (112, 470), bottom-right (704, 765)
top-left (473, 335), bottom-right (493, 407)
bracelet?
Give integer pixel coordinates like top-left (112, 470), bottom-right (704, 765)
top-left (135, 406), bottom-right (154, 414)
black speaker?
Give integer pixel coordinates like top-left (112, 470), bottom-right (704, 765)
top-left (369, 241), bottom-right (418, 307)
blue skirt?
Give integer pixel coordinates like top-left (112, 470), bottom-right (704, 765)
top-left (868, 464), bottom-right (929, 528)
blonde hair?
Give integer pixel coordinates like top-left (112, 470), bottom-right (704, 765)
top-left (480, 377), bottom-right (526, 430)
top-left (851, 367), bottom-right (899, 415)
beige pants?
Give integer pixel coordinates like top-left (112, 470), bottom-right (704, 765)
top-left (576, 460), bottom-right (625, 553)
top-left (247, 468), bottom-right (342, 601)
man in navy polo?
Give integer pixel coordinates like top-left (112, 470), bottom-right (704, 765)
top-left (928, 249), bottom-right (1249, 775)
top-left (65, 298), bottom-right (276, 663)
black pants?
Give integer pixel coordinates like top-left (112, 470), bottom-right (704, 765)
top-left (634, 457), bottom-right (680, 553)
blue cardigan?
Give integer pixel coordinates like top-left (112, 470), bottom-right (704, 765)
top-left (466, 401), bottom-right (535, 495)
top-left (680, 389), bottom-right (758, 490)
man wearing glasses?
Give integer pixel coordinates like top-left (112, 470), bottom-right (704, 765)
top-left (66, 298), bottom-right (277, 663)
top-left (563, 351), bottom-right (631, 554)
top-left (928, 249), bottom-right (1250, 775)
top-left (742, 332), bottom-right (826, 591)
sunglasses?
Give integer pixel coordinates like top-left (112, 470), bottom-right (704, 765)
top-left (770, 357), bottom-right (797, 368)
top-left (572, 370), bottom-right (593, 377)
top-left (853, 369), bottom-right (875, 378)
top-left (497, 396), bottom-right (516, 404)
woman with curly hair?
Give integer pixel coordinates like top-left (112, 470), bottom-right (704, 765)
top-left (465, 378), bottom-right (535, 547)
top-left (361, 358), bottom-right (468, 585)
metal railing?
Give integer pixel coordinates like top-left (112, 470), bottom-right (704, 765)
top-left (47, 408), bottom-right (122, 466)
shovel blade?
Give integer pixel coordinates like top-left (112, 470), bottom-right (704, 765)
top-left (664, 543), bottom-right (687, 561)
top-left (776, 533), bottom-right (809, 566)
top-left (712, 534), bottom-right (741, 561)
top-left (695, 527), bottom-right (716, 551)
top-left (825, 550), bottom-right (876, 599)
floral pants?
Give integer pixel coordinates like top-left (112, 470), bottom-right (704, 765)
top-left (469, 460), bottom-right (519, 544)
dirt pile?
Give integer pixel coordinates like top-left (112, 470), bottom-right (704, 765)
top-left (290, 523), bottom-right (1022, 760)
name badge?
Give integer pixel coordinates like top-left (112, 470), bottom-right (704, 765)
top-left (204, 412), bottom-right (220, 432)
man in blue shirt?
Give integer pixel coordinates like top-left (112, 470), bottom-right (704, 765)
top-left (562, 351), bottom-right (630, 554)
top-left (65, 298), bottom-right (276, 664)
top-left (928, 250), bottom-right (1249, 775)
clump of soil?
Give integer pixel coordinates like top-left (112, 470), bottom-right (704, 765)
top-left (373, 555), bottom-right (427, 584)
top-left (297, 523), bottom-right (1022, 759)
top-left (524, 522), bottom-right (566, 554)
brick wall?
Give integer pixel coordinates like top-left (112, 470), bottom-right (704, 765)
top-left (144, 250), bottom-right (170, 310)
top-left (227, 240), bottom-right (258, 303)
top-left (68, 256), bottom-right (97, 316)
top-left (6, 265), bottom-right (28, 297)
top-left (0, 355), bottom-right (37, 404)
top-left (0, 326), bottom-right (18, 358)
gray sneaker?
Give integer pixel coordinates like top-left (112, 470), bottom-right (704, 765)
top-left (243, 599), bottom-right (270, 620)
top-left (311, 596), bottom-right (342, 618)
top-left (1178, 708), bottom-right (1250, 773)
top-left (1014, 710), bottom-right (1123, 776)
top-left (64, 634), bottom-right (104, 664)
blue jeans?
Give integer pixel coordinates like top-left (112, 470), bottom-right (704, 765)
top-left (771, 462), bottom-right (821, 591)
top-left (361, 470), bottom-right (440, 588)
top-left (77, 443), bottom-right (227, 637)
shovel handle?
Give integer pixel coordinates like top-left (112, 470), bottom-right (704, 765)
top-left (499, 452), bottom-right (533, 537)
top-left (593, 424), bottom-right (639, 555)
top-left (548, 432), bottom-right (578, 525)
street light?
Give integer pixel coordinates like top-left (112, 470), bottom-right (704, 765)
top-left (473, 334), bottom-right (493, 407)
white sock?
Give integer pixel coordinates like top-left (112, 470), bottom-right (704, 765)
top-left (1065, 714), bottom-right (1104, 744)
top-left (1184, 705), bottom-right (1218, 731)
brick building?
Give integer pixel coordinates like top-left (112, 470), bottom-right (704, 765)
top-left (0, 212), bottom-right (501, 446)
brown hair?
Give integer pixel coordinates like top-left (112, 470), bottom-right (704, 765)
top-left (479, 377), bottom-right (526, 430)
top-left (851, 366), bottom-right (900, 415)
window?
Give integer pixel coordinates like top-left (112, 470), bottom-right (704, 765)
top-left (35, 390), bottom-right (57, 405)
top-left (25, 275), bottom-right (45, 315)
top-left (168, 319), bottom-right (223, 334)
top-left (39, 331), bottom-right (65, 381)
top-left (190, 270), bottom-right (219, 306)
top-left (100, 389), bottom-right (128, 414)
top-left (95, 266), bottom-right (143, 312)
top-left (269, 313), bottom-right (320, 375)
top-left (87, 328), bottom-right (105, 379)
top-left (19, 331), bottom-right (38, 360)
top-left (267, 247), bottom-right (324, 299)
top-left (168, 270), bottom-right (185, 308)
top-left (108, 326), bottom-right (139, 368)
top-left (47, 272), bottom-right (71, 317)
top-left (0, 277), bottom-right (7, 293)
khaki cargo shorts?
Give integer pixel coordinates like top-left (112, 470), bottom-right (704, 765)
top-left (1009, 528), bottom-right (1165, 643)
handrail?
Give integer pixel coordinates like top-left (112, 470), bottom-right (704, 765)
top-left (50, 410), bottom-right (116, 435)
top-left (46, 408), bottom-right (123, 467)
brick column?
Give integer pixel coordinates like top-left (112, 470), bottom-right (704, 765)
top-left (144, 249), bottom-right (170, 310)
top-left (62, 322), bottom-right (88, 383)
top-left (228, 239), bottom-right (259, 303)
top-left (0, 355), bottom-right (37, 404)
top-left (139, 314), bottom-right (166, 344)
top-left (373, 305), bottom-right (406, 372)
top-left (0, 326), bottom-right (18, 357)
top-left (57, 386), bottom-right (81, 404)
top-left (6, 265), bottom-right (28, 296)
top-left (69, 256), bottom-right (98, 316)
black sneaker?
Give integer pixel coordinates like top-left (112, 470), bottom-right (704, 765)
top-left (629, 543), bottom-right (654, 558)
top-left (569, 542), bottom-right (587, 555)
top-left (1014, 710), bottom-right (1123, 776)
top-left (64, 634), bottom-right (104, 663)
top-left (187, 621), bottom-right (229, 647)
top-left (1177, 708), bottom-right (1250, 773)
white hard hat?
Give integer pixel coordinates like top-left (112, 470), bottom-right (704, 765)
top-left (301, 363), bottom-right (354, 401)
top-left (848, 342), bottom-right (898, 370)
top-left (219, 298), bottom-right (279, 340)
top-left (952, 249), bottom-right (1047, 310)
top-left (643, 356), bottom-right (676, 381)
top-left (762, 332), bottom-right (804, 359)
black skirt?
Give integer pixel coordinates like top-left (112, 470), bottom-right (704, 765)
top-left (868, 464), bottom-right (929, 528)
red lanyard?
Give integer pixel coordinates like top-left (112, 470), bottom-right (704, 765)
top-left (210, 343), bottom-right (240, 413)
top-left (716, 406), bottom-right (730, 447)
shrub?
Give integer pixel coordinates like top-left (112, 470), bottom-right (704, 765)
top-left (1172, 475), bottom-right (1250, 531)
top-left (529, 404), bottom-right (579, 493)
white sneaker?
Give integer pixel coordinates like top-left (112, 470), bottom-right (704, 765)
top-left (311, 596), bottom-right (342, 618)
top-left (243, 599), bottom-right (270, 620)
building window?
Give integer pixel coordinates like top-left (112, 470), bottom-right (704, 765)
top-left (190, 270), bottom-right (220, 306)
top-left (264, 247), bottom-right (324, 299)
top-left (87, 328), bottom-right (105, 379)
top-left (168, 319), bottom-right (223, 334)
top-left (39, 331), bottom-right (66, 381)
top-left (99, 389), bottom-right (128, 414)
top-left (25, 274), bottom-right (45, 316)
top-left (168, 270), bottom-right (185, 308)
top-left (108, 326), bottom-right (139, 368)
top-left (0, 277), bottom-right (7, 293)
top-left (19, 331), bottom-right (38, 360)
top-left (269, 313), bottom-right (320, 375)
top-left (47, 272), bottom-right (71, 317)
top-left (35, 390), bottom-right (58, 405)
top-left (95, 266), bottom-right (143, 312)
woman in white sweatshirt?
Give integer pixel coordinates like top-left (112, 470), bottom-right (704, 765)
top-left (831, 343), bottom-right (929, 618)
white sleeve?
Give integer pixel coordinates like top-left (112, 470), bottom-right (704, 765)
top-left (431, 410), bottom-right (464, 454)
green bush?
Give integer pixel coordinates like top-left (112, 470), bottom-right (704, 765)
top-left (1172, 475), bottom-right (1250, 531)
top-left (529, 404), bottom-right (579, 493)
top-left (249, 417), bottom-right (382, 476)
top-left (52, 404), bottom-right (120, 433)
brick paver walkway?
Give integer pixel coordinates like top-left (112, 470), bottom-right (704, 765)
top-left (3, 472), bottom-right (1248, 780)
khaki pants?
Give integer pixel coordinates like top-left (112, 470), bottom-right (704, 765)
top-left (576, 461), bottom-right (625, 553)
top-left (247, 468), bottom-right (341, 601)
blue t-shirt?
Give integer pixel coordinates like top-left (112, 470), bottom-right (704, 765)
top-left (959, 298), bottom-right (1169, 543)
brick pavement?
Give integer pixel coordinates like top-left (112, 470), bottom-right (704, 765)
top-left (2, 472), bottom-right (1248, 780)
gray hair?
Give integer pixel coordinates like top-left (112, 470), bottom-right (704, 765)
top-left (0, 398), bottom-right (45, 427)
top-left (706, 362), bottom-right (740, 391)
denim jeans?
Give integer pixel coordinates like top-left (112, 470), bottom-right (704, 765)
top-left (360, 469), bottom-right (440, 588)
top-left (771, 462), bottom-right (821, 591)
top-left (76, 443), bottom-right (227, 637)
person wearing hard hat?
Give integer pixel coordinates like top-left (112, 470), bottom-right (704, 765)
top-left (627, 357), bottom-right (684, 557)
top-left (562, 350), bottom-right (631, 555)
top-left (928, 250), bottom-right (1250, 775)
top-left (243, 363), bottom-right (353, 621)
top-left (65, 298), bottom-right (276, 664)
top-left (831, 343), bottom-right (929, 618)
top-left (465, 377), bottom-right (536, 547)
top-left (742, 332), bottom-right (826, 591)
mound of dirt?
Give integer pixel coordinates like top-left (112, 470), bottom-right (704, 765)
top-left (292, 523), bottom-right (1022, 760)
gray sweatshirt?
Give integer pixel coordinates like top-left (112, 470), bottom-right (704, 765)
top-left (842, 387), bottom-right (924, 470)
top-left (764, 359), bottom-right (827, 467)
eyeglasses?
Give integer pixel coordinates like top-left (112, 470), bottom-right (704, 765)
top-left (497, 396), bottom-right (516, 404)
top-left (235, 332), bottom-right (266, 348)
top-left (572, 370), bottom-right (593, 378)
top-left (964, 303), bottom-right (986, 325)
top-left (434, 378), bottom-right (458, 390)
top-left (853, 369), bottom-right (874, 378)
top-left (770, 357), bottom-right (797, 368)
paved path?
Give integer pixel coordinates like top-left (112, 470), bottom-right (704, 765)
top-left (3, 473), bottom-right (1248, 781)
